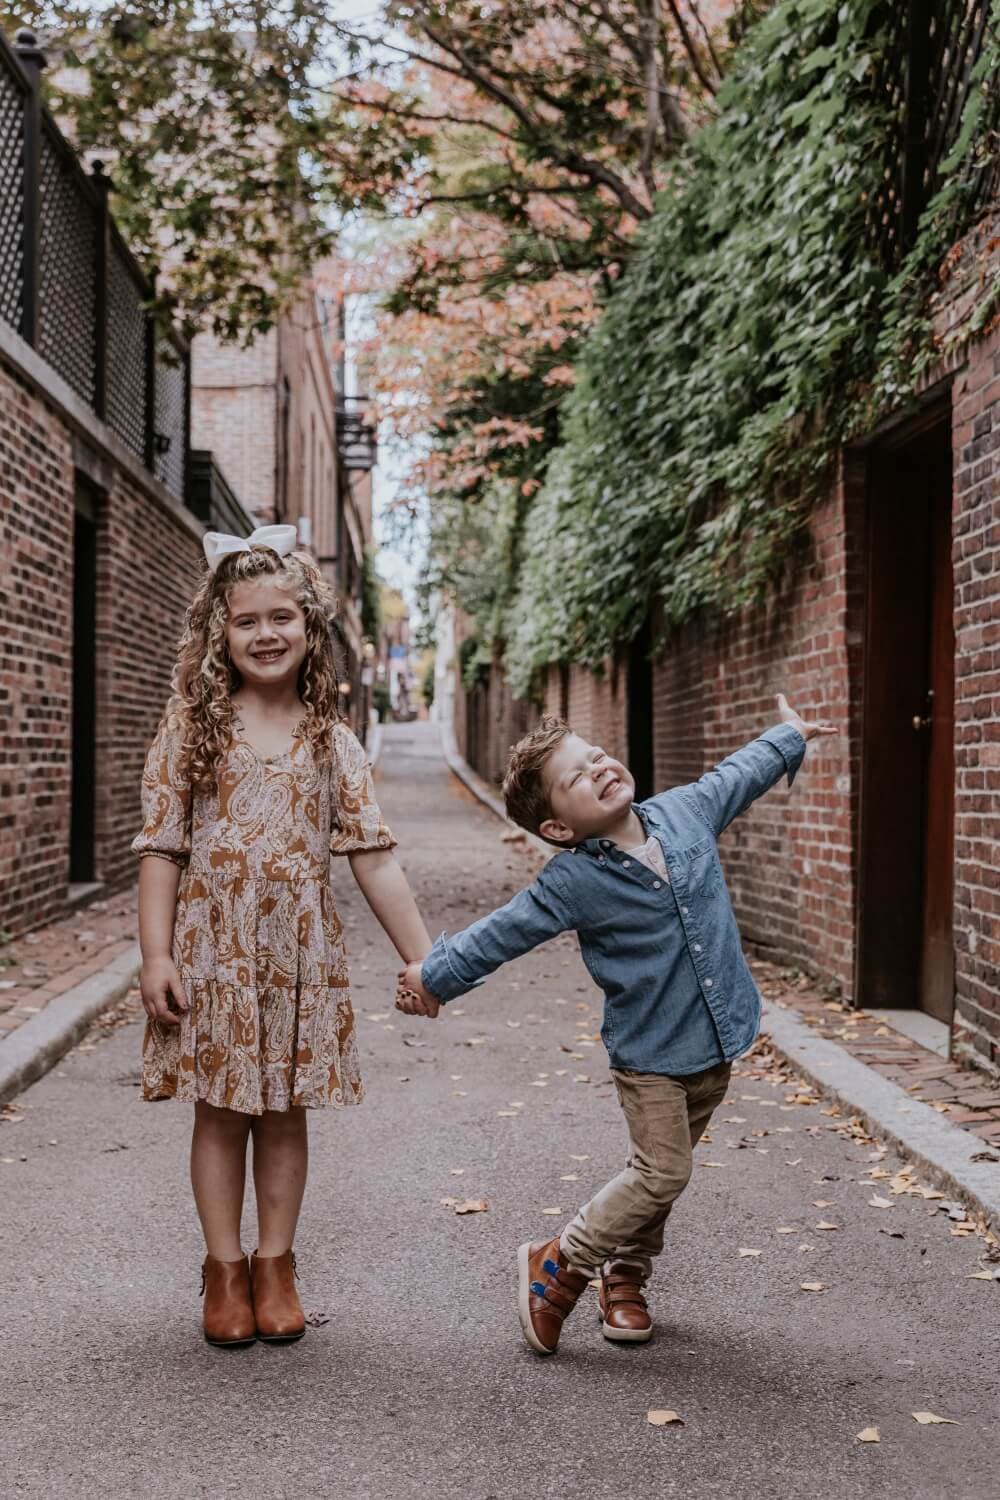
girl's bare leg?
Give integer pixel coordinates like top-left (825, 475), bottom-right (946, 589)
top-left (191, 1101), bottom-right (253, 1260)
top-left (251, 1107), bottom-right (308, 1256)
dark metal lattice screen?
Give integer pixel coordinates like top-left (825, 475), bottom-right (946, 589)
top-left (37, 128), bottom-right (96, 404)
top-left (0, 57), bottom-right (24, 330)
top-left (154, 336), bottom-right (187, 498)
top-left (104, 237), bottom-right (147, 458)
top-left (872, 0), bottom-right (998, 267)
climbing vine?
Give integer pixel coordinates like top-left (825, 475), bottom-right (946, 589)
top-left (490, 0), bottom-right (1000, 695)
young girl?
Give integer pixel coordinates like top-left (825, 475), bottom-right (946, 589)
top-left (133, 524), bottom-right (430, 1347)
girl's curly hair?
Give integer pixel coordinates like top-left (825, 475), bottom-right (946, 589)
top-left (163, 546), bottom-right (342, 789)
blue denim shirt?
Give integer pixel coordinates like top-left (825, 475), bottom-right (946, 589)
top-left (421, 723), bottom-right (806, 1076)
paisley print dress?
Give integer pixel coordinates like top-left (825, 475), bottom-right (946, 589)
top-left (132, 720), bottom-right (395, 1115)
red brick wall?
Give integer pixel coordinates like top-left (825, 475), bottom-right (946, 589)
top-left (650, 470), bottom-right (865, 994)
top-left (93, 472), bottom-right (202, 894)
top-left (0, 347), bottom-right (203, 938)
top-left (951, 323), bottom-right (1000, 1075)
top-left (0, 357), bottom-right (75, 935)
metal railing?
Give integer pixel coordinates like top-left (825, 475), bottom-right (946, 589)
top-left (0, 28), bottom-right (189, 500)
top-left (871, 0), bottom-right (999, 267)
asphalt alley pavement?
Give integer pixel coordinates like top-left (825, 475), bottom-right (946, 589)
top-left (1, 722), bottom-right (998, 1500)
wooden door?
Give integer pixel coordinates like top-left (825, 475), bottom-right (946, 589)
top-left (857, 423), bottom-right (954, 1021)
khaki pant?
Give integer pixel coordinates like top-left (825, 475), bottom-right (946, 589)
top-left (560, 1061), bottom-right (732, 1281)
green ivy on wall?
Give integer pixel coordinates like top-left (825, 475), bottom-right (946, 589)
top-left (485, 0), bottom-right (1000, 697)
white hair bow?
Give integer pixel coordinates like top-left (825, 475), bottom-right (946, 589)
top-left (203, 524), bottom-right (298, 573)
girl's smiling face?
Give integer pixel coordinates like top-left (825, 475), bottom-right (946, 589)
top-left (226, 579), bottom-right (308, 687)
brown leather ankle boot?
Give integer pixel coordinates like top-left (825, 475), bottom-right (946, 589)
top-left (517, 1237), bottom-right (590, 1356)
top-left (598, 1260), bottom-right (653, 1343)
top-left (250, 1249), bottom-right (306, 1342)
top-left (201, 1255), bottom-right (256, 1347)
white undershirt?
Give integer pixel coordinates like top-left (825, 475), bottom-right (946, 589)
top-left (625, 834), bottom-right (669, 882)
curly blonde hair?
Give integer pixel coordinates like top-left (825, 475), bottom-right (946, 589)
top-left (163, 546), bottom-right (342, 789)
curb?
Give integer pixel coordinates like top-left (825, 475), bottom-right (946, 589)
top-left (438, 721), bottom-right (551, 862)
top-left (0, 941), bottom-right (141, 1106)
top-left (431, 730), bottom-right (1000, 1230)
top-left (761, 1000), bottom-right (1000, 1230)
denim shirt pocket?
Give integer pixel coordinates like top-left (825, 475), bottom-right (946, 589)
top-left (682, 835), bottom-right (721, 898)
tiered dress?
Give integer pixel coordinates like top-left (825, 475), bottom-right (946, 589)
top-left (132, 719), bottom-right (395, 1115)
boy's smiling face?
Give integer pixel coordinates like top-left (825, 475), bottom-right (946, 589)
top-left (539, 734), bottom-right (636, 845)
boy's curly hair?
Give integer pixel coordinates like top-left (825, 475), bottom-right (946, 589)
top-left (502, 715), bottom-right (572, 839)
top-left (163, 546), bottom-right (341, 789)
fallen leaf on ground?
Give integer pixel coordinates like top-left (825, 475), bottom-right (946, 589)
top-left (402, 1037), bottom-right (426, 1048)
top-left (450, 1169), bottom-right (465, 1176)
top-left (800, 1281), bottom-right (829, 1293)
top-left (971, 1151), bottom-right (999, 1164)
top-left (868, 1196), bottom-right (895, 1209)
top-left (966, 1269), bottom-right (998, 1280)
top-left (723, 1116), bottom-right (747, 1124)
top-left (879, 1228), bottom-right (905, 1239)
top-left (647, 1410), bottom-right (684, 1427)
top-left (560, 1173), bottom-right (579, 1181)
top-left (541, 1207), bottom-right (562, 1216)
top-left (785, 1158), bottom-right (803, 1166)
top-left (509, 1101), bottom-right (525, 1108)
top-left (699, 1162), bottom-right (724, 1169)
top-left (454, 1199), bottom-right (489, 1215)
top-left (856, 1427), bottom-right (880, 1444)
top-left (569, 1154), bottom-right (590, 1161)
top-left (304, 1310), bottom-right (331, 1327)
top-left (911, 1412), bottom-right (959, 1426)
top-left (815, 1221), bottom-right (840, 1232)
top-left (452, 1090), bottom-right (467, 1098)
top-left (497, 1110), bottom-right (520, 1118)
top-left (813, 1199), bottom-right (835, 1208)
top-left (776, 1227), bottom-right (799, 1235)
top-left (738, 1248), bottom-right (761, 1258)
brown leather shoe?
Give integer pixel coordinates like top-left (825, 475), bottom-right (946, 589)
top-left (517, 1237), bottom-right (589, 1356)
top-left (250, 1249), bottom-right (306, 1342)
top-left (201, 1255), bottom-right (256, 1347)
top-left (598, 1261), bottom-right (653, 1343)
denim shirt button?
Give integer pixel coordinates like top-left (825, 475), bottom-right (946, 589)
top-left (653, 880), bottom-right (662, 889)
top-left (681, 905), bottom-right (689, 916)
top-left (622, 860), bottom-right (631, 868)
top-left (694, 942), bottom-right (703, 953)
top-left (705, 978), bottom-right (713, 988)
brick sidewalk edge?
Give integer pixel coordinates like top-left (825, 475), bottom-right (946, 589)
top-left (0, 942), bottom-right (141, 1106)
top-left (439, 732), bottom-right (999, 1230)
top-left (438, 721), bottom-right (552, 861)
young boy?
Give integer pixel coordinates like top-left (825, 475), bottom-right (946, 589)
top-left (398, 694), bottom-right (836, 1356)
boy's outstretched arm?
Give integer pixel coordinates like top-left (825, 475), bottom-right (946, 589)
top-left (680, 693), bottom-right (837, 837)
top-left (396, 862), bottom-right (574, 1019)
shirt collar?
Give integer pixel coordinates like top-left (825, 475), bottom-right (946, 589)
top-left (571, 804), bottom-right (650, 855)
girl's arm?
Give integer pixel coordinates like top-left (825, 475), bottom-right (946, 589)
top-left (137, 856), bottom-right (189, 1024)
top-left (348, 849), bottom-right (432, 965)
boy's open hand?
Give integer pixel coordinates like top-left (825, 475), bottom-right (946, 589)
top-left (777, 693), bottom-right (838, 743)
top-left (395, 962), bottom-right (440, 1019)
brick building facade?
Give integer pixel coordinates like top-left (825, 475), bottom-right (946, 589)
top-left (450, 215), bottom-right (1000, 1081)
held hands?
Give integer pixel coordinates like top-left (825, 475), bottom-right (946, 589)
top-left (395, 961), bottom-right (440, 1019)
top-left (776, 693), bottom-right (838, 744)
top-left (139, 956), bottom-right (189, 1026)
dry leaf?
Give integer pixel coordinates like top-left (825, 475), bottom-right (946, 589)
top-left (800, 1281), bottom-right (829, 1293)
top-left (868, 1196), bottom-right (895, 1209)
top-left (497, 1110), bottom-right (520, 1118)
top-left (647, 1410), bottom-right (684, 1427)
top-left (776, 1227), bottom-right (799, 1235)
top-left (723, 1116), bottom-right (747, 1124)
top-left (815, 1221), bottom-right (840, 1232)
top-left (573, 1074), bottom-right (591, 1083)
top-left (813, 1199), bottom-right (835, 1208)
top-left (560, 1173), bottom-right (579, 1182)
top-left (541, 1207), bottom-right (562, 1216)
top-left (450, 1169), bottom-right (465, 1176)
top-left (856, 1427), bottom-right (880, 1444)
top-left (569, 1154), bottom-right (590, 1161)
top-left (454, 1199), bottom-right (489, 1215)
top-left (966, 1270), bottom-right (997, 1280)
top-left (738, 1248), bottom-right (762, 1258)
top-left (452, 1090), bottom-right (467, 1097)
top-left (699, 1161), bottom-right (724, 1169)
top-left (911, 1412), bottom-right (959, 1426)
